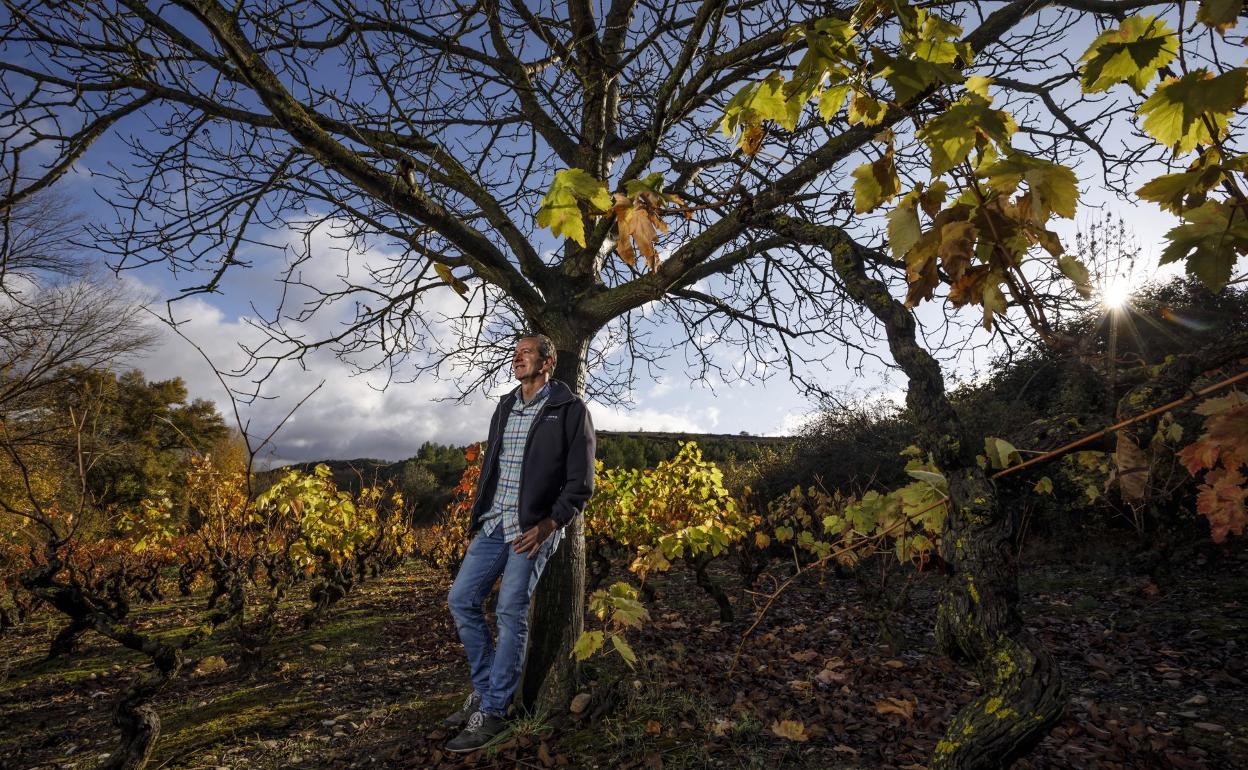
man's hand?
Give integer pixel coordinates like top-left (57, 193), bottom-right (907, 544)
top-left (513, 518), bottom-right (557, 559)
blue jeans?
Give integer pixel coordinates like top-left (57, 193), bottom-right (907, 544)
top-left (448, 522), bottom-right (561, 716)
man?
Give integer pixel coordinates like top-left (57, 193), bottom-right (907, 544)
top-left (444, 334), bottom-right (596, 752)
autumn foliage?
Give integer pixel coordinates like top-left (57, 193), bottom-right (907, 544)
top-left (1179, 391), bottom-right (1248, 543)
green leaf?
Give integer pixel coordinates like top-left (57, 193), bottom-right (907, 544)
top-left (789, 19), bottom-right (857, 103)
top-left (919, 91), bottom-right (1016, 175)
top-left (984, 437), bottom-right (1023, 470)
top-left (611, 596), bottom-right (649, 628)
top-left (905, 467), bottom-right (948, 492)
top-left (624, 172), bottom-right (665, 196)
top-left (1136, 150), bottom-right (1230, 214)
top-left (819, 83), bottom-right (851, 122)
top-left (721, 72), bottom-right (804, 150)
top-left (1159, 200), bottom-right (1248, 292)
top-left (1080, 16), bottom-right (1177, 93)
top-left (980, 154), bottom-right (1079, 220)
top-left (753, 73), bottom-right (801, 130)
top-left (1058, 255), bottom-right (1093, 298)
top-left (875, 53), bottom-right (963, 103)
top-left (851, 145), bottom-right (899, 213)
top-left (611, 634), bottom-right (638, 666)
top-left (572, 630), bottom-right (605, 661)
top-left (1138, 68), bottom-right (1248, 155)
top-left (536, 169), bottom-right (611, 246)
top-left (897, 9), bottom-right (972, 66)
top-left (1033, 476), bottom-right (1054, 495)
top-left (1197, 0), bottom-right (1245, 33)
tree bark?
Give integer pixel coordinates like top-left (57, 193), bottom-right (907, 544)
top-left (764, 216), bottom-right (1064, 769)
top-left (690, 552), bottom-right (733, 622)
top-left (518, 336), bottom-right (590, 713)
top-left (100, 668), bottom-right (170, 770)
top-left (48, 616), bottom-right (92, 658)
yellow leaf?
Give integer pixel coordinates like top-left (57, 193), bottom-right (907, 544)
top-left (536, 168), bottom-right (610, 246)
top-left (572, 630), bottom-right (605, 661)
top-left (434, 263), bottom-right (468, 297)
top-left (193, 655), bottom-right (228, 677)
top-left (611, 634), bottom-right (638, 666)
top-left (819, 84), bottom-right (851, 122)
top-left (850, 145), bottom-right (899, 213)
top-left (1138, 68), bottom-right (1248, 155)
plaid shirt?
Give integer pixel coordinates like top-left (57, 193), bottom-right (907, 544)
top-left (478, 382), bottom-right (550, 543)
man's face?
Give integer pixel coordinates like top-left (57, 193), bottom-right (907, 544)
top-left (512, 338), bottom-right (550, 381)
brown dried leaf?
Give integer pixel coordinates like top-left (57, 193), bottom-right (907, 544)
top-left (874, 696), bottom-right (916, 720)
top-left (1115, 432), bottom-right (1150, 505)
top-left (937, 220), bottom-right (977, 281)
top-left (770, 719), bottom-right (810, 741)
top-left (611, 192), bottom-right (670, 271)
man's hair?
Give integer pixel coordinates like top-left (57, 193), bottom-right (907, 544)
top-left (521, 333), bottom-right (557, 369)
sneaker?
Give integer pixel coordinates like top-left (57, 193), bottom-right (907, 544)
top-left (445, 710), bottom-right (510, 753)
top-left (442, 691), bottom-right (482, 728)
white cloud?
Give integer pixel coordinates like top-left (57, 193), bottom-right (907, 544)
top-left (127, 271), bottom-right (494, 465)
top-left (775, 410), bottom-right (815, 437)
top-left (588, 402), bottom-right (720, 433)
top-left (648, 377), bottom-right (673, 398)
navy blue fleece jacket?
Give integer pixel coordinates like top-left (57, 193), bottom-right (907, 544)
top-left (468, 379), bottom-right (596, 534)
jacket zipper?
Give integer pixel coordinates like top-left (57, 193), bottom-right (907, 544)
top-left (516, 398), bottom-right (554, 524)
top-left (474, 385), bottom-right (569, 530)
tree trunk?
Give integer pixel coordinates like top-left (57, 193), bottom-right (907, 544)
top-left (100, 673), bottom-right (165, 770)
top-left (519, 336), bottom-right (590, 714)
top-left (48, 616), bottom-right (91, 658)
top-left (690, 552), bottom-right (733, 622)
top-left (932, 469), bottom-right (1064, 769)
top-left (765, 217), bottom-right (1064, 768)
top-left (587, 539), bottom-right (612, 591)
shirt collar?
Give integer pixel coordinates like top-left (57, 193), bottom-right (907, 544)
top-left (514, 380), bottom-right (551, 408)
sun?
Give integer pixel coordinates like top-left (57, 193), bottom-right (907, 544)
top-left (1102, 280), bottom-right (1131, 310)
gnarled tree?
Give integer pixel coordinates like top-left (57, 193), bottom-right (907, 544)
top-left (3, 4), bottom-right (1246, 768)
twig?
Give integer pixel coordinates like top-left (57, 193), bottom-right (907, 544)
top-left (992, 368), bottom-right (1248, 481)
top-left (728, 496), bottom-right (946, 674)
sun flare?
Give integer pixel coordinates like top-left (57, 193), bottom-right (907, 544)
top-left (1102, 280), bottom-right (1131, 310)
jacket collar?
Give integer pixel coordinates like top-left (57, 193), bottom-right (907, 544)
top-left (501, 378), bottom-right (575, 409)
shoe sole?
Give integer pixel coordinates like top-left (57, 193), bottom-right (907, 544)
top-left (444, 726), bottom-right (513, 754)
